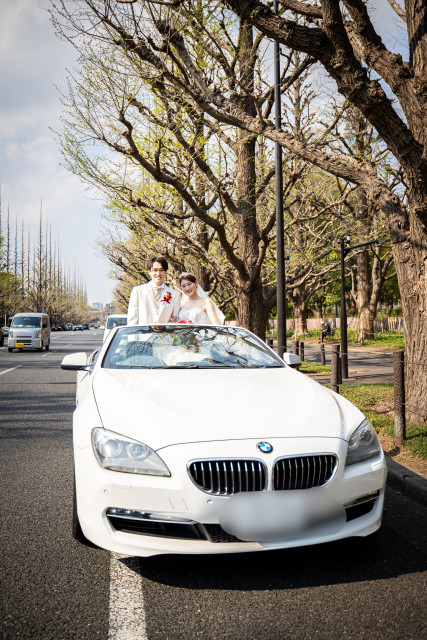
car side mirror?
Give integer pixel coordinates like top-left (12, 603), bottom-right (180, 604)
top-left (61, 352), bottom-right (90, 370)
top-left (282, 353), bottom-right (302, 369)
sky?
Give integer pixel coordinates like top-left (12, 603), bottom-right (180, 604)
top-left (0, 1), bottom-right (406, 308)
top-left (0, 0), bottom-right (114, 306)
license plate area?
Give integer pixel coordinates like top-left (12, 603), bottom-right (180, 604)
top-left (219, 489), bottom-right (346, 542)
top-left (16, 343), bottom-right (25, 348)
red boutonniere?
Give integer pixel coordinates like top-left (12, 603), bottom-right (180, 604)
top-left (178, 319), bottom-right (193, 324)
top-left (161, 292), bottom-right (172, 304)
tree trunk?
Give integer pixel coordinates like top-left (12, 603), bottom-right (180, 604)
top-left (235, 281), bottom-right (267, 339)
top-left (359, 305), bottom-right (376, 343)
top-left (391, 208), bottom-right (427, 424)
top-left (233, 19), bottom-right (266, 339)
top-left (290, 285), bottom-right (308, 338)
top-left (354, 249), bottom-right (375, 341)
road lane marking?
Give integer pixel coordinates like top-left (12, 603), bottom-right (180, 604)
top-left (41, 350), bottom-right (57, 357)
top-left (108, 553), bottom-right (147, 640)
top-left (0, 365), bottom-right (22, 376)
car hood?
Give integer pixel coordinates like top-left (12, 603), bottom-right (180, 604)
top-left (92, 367), bottom-right (364, 450)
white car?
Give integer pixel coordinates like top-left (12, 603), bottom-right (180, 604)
top-left (61, 324), bottom-right (386, 557)
top-left (103, 314), bottom-right (128, 342)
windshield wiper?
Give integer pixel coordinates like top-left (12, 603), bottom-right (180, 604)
top-left (166, 364), bottom-right (237, 369)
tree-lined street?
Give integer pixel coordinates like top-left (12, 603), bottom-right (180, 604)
top-left (1, 332), bottom-right (426, 639)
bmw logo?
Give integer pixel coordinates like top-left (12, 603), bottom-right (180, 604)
top-left (257, 441), bottom-right (273, 454)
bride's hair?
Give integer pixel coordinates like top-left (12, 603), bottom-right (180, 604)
top-left (178, 272), bottom-right (197, 285)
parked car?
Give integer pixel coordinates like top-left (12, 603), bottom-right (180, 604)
top-left (72, 324), bottom-right (84, 331)
top-left (103, 314), bottom-right (128, 342)
top-left (8, 313), bottom-right (50, 352)
top-left (61, 324), bottom-right (386, 557)
top-left (81, 323), bottom-right (90, 330)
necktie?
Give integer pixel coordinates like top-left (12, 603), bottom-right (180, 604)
top-left (156, 287), bottom-right (162, 303)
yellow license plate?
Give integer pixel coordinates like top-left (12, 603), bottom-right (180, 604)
top-left (16, 343), bottom-right (24, 348)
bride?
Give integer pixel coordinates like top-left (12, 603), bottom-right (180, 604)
top-left (158, 272), bottom-right (224, 324)
top-left (178, 273), bottom-right (224, 324)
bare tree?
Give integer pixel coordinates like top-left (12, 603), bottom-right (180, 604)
top-left (216, 0), bottom-right (426, 421)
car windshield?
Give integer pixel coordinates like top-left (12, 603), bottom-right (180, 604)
top-left (106, 317), bottom-right (128, 330)
top-left (11, 316), bottom-right (42, 328)
top-left (102, 325), bottom-right (283, 370)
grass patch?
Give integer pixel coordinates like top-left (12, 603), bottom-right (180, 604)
top-left (347, 331), bottom-right (405, 349)
top-left (338, 383), bottom-right (427, 461)
top-left (300, 361), bottom-right (331, 375)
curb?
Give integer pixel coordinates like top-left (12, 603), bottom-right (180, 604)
top-left (386, 456), bottom-right (427, 508)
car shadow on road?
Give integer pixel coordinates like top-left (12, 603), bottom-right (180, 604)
top-left (121, 490), bottom-right (426, 590)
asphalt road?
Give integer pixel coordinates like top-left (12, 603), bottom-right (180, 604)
top-left (1, 331), bottom-right (426, 640)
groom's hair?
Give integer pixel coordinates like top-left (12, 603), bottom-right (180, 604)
top-left (147, 257), bottom-right (168, 271)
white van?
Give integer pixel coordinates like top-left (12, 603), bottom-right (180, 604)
top-left (8, 312), bottom-right (50, 352)
top-left (103, 314), bottom-right (128, 342)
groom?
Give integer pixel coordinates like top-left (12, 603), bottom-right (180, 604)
top-left (127, 257), bottom-right (181, 325)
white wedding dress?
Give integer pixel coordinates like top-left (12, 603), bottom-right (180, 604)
top-left (177, 307), bottom-right (211, 324)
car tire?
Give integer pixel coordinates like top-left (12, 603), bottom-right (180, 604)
top-left (73, 478), bottom-right (96, 547)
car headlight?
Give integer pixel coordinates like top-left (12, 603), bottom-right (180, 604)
top-left (35, 330), bottom-right (41, 338)
top-left (91, 428), bottom-right (171, 476)
top-left (345, 418), bottom-right (382, 466)
top-left (9, 331), bottom-right (13, 338)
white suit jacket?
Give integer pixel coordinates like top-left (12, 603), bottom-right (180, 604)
top-left (127, 282), bottom-right (181, 325)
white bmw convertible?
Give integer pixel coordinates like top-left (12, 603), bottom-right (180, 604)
top-left (61, 324), bottom-right (386, 557)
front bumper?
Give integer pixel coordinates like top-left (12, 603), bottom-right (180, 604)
top-left (8, 337), bottom-right (42, 350)
top-left (74, 437), bottom-right (386, 557)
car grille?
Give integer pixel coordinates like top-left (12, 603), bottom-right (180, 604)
top-left (15, 335), bottom-right (33, 344)
top-left (203, 524), bottom-right (242, 543)
top-left (273, 454), bottom-right (337, 490)
top-left (188, 459), bottom-right (267, 495)
top-left (188, 455), bottom-right (337, 495)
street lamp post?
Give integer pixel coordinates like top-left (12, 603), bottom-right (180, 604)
top-left (274, 0), bottom-right (287, 358)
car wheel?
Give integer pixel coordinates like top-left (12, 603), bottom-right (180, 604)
top-left (8, 347), bottom-right (13, 353)
top-left (73, 478), bottom-right (96, 547)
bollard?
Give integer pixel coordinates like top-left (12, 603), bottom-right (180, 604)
top-left (292, 340), bottom-right (299, 356)
top-left (393, 350), bottom-right (406, 445)
top-left (320, 343), bottom-right (326, 366)
top-left (331, 344), bottom-right (340, 393)
top-left (299, 341), bottom-right (304, 362)
top-left (337, 344), bottom-right (342, 384)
